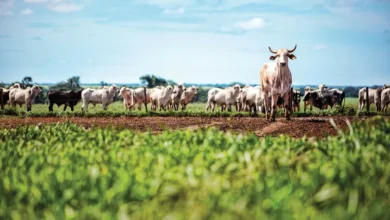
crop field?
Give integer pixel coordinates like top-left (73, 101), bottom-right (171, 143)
top-left (0, 117), bottom-right (389, 219)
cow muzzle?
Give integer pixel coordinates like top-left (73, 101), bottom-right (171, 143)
top-left (280, 62), bottom-right (286, 67)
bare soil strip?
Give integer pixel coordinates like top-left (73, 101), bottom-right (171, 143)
top-left (0, 116), bottom-right (364, 138)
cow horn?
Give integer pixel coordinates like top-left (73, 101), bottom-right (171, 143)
top-left (287, 44), bottom-right (297, 53)
top-left (268, 46), bottom-right (277, 54)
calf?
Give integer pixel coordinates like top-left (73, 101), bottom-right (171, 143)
top-left (180, 86), bottom-right (198, 110)
top-left (48, 90), bottom-right (83, 112)
top-left (119, 87), bottom-right (134, 111)
top-left (292, 89), bottom-right (301, 112)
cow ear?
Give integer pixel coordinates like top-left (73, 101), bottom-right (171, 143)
top-left (270, 56), bottom-right (277, 60)
top-left (288, 54), bottom-right (297, 60)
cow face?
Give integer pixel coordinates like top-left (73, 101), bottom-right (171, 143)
top-left (190, 86), bottom-right (198, 94)
top-left (269, 45), bottom-right (297, 67)
top-left (29, 85), bottom-right (42, 97)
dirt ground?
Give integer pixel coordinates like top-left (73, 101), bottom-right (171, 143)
top-left (0, 116), bottom-right (364, 138)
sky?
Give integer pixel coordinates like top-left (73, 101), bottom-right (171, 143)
top-left (0, 0), bottom-right (389, 86)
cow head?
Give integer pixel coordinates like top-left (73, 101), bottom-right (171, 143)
top-left (231, 84), bottom-right (241, 96)
top-left (190, 86), bottom-right (198, 94)
top-left (29, 85), bottom-right (42, 97)
top-left (269, 45), bottom-right (297, 67)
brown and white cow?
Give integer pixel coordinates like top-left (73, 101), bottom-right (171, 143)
top-left (260, 45), bottom-right (297, 121)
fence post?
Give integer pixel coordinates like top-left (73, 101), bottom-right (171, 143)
top-left (366, 87), bottom-right (369, 113)
top-left (143, 87), bottom-right (148, 112)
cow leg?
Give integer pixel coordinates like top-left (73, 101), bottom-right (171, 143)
top-left (263, 91), bottom-right (269, 119)
top-left (283, 93), bottom-right (290, 120)
top-left (271, 94), bottom-right (278, 121)
top-left (70, 105), bottom-right (74, 112)
top-left (49, 103), bottom-right (54, 112)
top-left (64, 105), bottom-right (67, 111)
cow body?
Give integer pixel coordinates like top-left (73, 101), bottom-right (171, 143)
top-left (180, 86), bottom-right (198, 110)
top-left (381, 88), bottom-right (390, 112)
top-left (261, 45), bottom-right (297, 121)
top-left (9, 85), bottom-right (42, 112)
top-left (150, 86), bottom-right (174, 111)
top-left (206, 85), bottom-right (240, 111)
top-left (119, 87), bottom-right (134, 111)
top-left (81, 84), bottom-right (118, 111)
top-left (358, 88), bottom-right (382, 111)
top-left (48, 90), bottom-right (83, 112)
top-left (133, 88), bottom-right (152, 111)
top-left (303, 90), bottom-right (335, 110)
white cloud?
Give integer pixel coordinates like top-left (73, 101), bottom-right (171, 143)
top-left (49, 3), bottom-right (83, 12)
top-left (20, 8), bottom-right (33, 15)
top-left (25, 0), bottom-right (84, 13)
top-left (135, 0), bottom-right (193, 7)
top-left (314, 44), bottom-right (327, 50)
top-left (235, 18), bottom-right (266, 30)
top-left (0, 0), bottom-right (14, 16)
top-left (163, 7), bottom-right (185, 14)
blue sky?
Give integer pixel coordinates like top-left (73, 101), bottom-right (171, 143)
top-left (0, 0), bottom-right (389, 85)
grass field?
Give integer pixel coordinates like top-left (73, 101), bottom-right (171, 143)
top-left (0, 117), bottom-right (389, 219)
top-left (1, 97), bottom-right (386, 118)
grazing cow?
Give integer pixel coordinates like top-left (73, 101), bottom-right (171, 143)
top-left (9, 84), bottom-right (42, 112)
top-left (180, 86), bottom-right (198, 110)
top-left (48, 90), bottom-right (83, 112)
top-left (206, 85), bottom-right (241, 111)
top-left (119, 87), bottom-right (134, 111)
top-left (81, 84), bottom-right (118, 111)
top-left (133, 87), bottom-right (152, 111)
top-left (292, 89), bottom-right (301, 112)
top-left (302, 90), bottom-right (335, 110)
top-left (170, 84), bottom-right (185, 111)
top-left (150, 86), bottom-right (174, 111)
top-left (261, 45), bottom-right (297, 121)
top-left (381, 88), bottom-right (390, 112)
top-left (358, 88), bottom-right (382, 111)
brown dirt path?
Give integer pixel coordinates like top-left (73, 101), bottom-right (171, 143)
top-left (0, 116), bottom-right (362, 138)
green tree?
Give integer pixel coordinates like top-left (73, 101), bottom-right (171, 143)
top-left (140, 74), bottom-right (169, 88)
top-left (22, 76), bottom-right (33, 88)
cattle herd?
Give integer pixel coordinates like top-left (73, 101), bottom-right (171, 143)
top-left (0, 46), bottom-right (389, 120)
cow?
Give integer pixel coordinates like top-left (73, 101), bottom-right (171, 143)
top-left (303, 86), bottom-right (314, 112)
top-left (47, 90), bottom-right (83, 112)
top-left (206, 85), bottom-right (241, 111)
top-left (381, 88), bottom-right (390, 112)
top-left (358, 87), bottom-right (382, 111)
top-left (9, 84), bottom-right (42, 112)
top-left (81, 84), bottom-right (118, 111)
top-left (180, 86), bottom-right (198, 110)
top-left (150, 86), bottom-right (174, 111)
top-left (133, 87), bottom-right (152, 111)
top-left (119, 87), bottom-right (134, 111)
top-left (261, 45), bottom-right (297, 121)
top-left (170, 84), bottom-right (185, 111)
top-left (302, 90), bottom-right (336, 110)
top-left (0, 84), bottom-right (21, 109)
top-left (241, 86), bottom-right (262, 113)
top-left (292, 89), bottom-right (301, 112)
top-left (384, 84), bottom-right (390, 89)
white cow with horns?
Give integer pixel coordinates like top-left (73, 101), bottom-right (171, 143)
top-left (260, 45), bottom-right (297, 121)
top-left (81, 84), bottom-right (118, 111)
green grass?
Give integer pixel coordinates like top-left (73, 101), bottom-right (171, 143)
top-left (1, 98), bottom-right (388, 117)
top-left (0, 117), bottom-right (389, 219)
